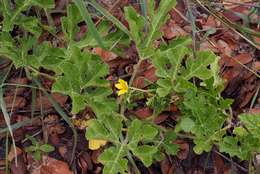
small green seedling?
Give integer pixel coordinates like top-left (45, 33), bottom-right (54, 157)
top-left (25, 135), bottom-right (55, 161)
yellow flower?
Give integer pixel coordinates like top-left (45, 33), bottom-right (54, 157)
top-left (88, 139), bottom-right (107, 150)
top-left (115, 79), bottom-right (128, 96)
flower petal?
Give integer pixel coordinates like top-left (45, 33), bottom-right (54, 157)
top-left (115, 83), bottom-right (123, 90)
top-left (118, 89), bottom-right (127, 96)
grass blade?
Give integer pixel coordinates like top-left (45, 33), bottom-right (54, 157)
top-left (87, 0), bottom-right (131, 37)
top-left (0, 87), bottom-right (18, 165)
top-left (139, 0), bottom-right (148, 32)
top-left (32, 76), bottom-right (77, 165)
top-left (73, 0), bottom-right (106, 49)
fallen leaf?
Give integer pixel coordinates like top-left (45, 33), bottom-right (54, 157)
top-left (213, 152), bottom-right (225, 174)
top-left (77, 152), bottom-right (93, 173)
top-left (6, 78), bottom-right (29, 95)
top-left (132, 107), bottom-right (153, 119)
top-left (160, 157), bottom-right (175, 174)
top-left (225, 53), bottom-right (252, 67)
top-left (249, 108), bottom-right (260, 114)
top-left (91, 149), bottom-right (102, 164)
top-left (35, 93), bottom-right (67, 110)
top-left (174, 140), bottom-right (189, 160)
top-left (154, 113), bottom-right (169, 124)
top-left (217, 40), bottom-right (232, 56)
top-left (4, 96), bottom-right (26, 111)
top-left (31, 156), bottom-right (74, 174)
top-left (252, 61), bottom-right (260, 71)
top-left (10, 154), bottom-right (27, 174)
top-left (8, 146), bottom-right (23, 162)
top-left (93, 47), bottom-right (117, 62)
top-left (162, 20), bottom-right (188, 40)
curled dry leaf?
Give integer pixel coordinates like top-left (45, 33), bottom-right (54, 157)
top-left (187, 167), bottom-right (204, 174)
top-left (213, 152), bottom-right (225, 174)
top-left (77, 152), bottom-right (93, 173)
top-left (160, 157), bottom-right (175, 174)
top-left (174, 140), bottom-right (189, 160)
top-left (31, 156), bottom-right (73, 174)
top-left (91, 149), bottom-right (103, 164)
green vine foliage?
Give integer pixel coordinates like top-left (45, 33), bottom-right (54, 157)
top-left (0, 0), bottom-right (260, 173)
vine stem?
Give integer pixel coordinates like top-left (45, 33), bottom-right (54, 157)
top-left (129, 59), bottom-right (143, 87)
top-left (120, 59), bottom-right (143, 116)
top-left (127, 151), bottom-right (141, 174)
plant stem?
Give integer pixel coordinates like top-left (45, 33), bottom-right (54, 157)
top-left (127, 151), bottom-right (141, 174)
top-left (27, 66), bottom-right (56, 80)
top-left (129, 59), bottom-right (142, 86)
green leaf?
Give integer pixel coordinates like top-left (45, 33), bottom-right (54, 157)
top-left (162, 131), bottom-right (179, 155)
top-left (144, 0), bottom-right (177, 47)
top-left (87, 0), bottom-right (130, 37)
top-left (127, 119), bottom-right (158, 148)
top-left (239, 113), bottom-right (260, 139)
top-left (25, 146), bottom-right (37, 152)
top-left (180, 117), bottom-right (195, 132)
top-left (124, 6), bottom-right (145, 45)
top-left (182, 51), bottom-right (216, 80)
top-left (61, 4), bottom-right (82, 44)
top-left (40, 144), bottom-right (55, 153)
top-left (98, 146), bottom-right (128, 174)
top-left (218, 136), bottom-right (258, 160)
top-left (32, 0), bottom-right (55, 9)
top-left (153, 45), bottom-right (191, 96)
top-left (131, 145), bottom-right (157, 167)
top-left (52, 47), bottom-right (113, 114)
top-left (86, 114), bottom-right (123, 143)
top-left (178, 89), bottom-right (227, 154)
top-left (33, 150), bottom-right (42, 160)
top-left (16, 16), bottom-right (42, 37)
top-left (73, 0), bottom-right (105, 49)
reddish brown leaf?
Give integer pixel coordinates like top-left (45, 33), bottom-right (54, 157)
top-left (8, 146), bottom-right (23, 162)
top-left (132, 107), bottom-right (153, 119)
top-left (174, 140), bottom-right (189, 160)
top-left (6, 78), bottom-right (29, 96)
top-left (217, 40), bottom-right (232, 56)
top-left (249, 108), bottom-right (260, 114)
top-left (154, 113), bottom-right (169, 124)
top-left (93, 47), bottom-right (117, 62)
top-left (162, 20), bottom-right (188, 40)
top-left (31, 156), bottom-right (73, 174)
top-left (77, 152), bottom-right (93, 173)
top-left (160, 158), bottom-right (175, 174)
top-left (253, 61), bottom-right (260, 71)
top-left (10, 155), bottom-right (27, 174)
top-left (35, 93), bottom-right (67, 110)
top-left (213, 152), bottom-right (225, 174)
top-left (4, 96), bottom-right (26, 111)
